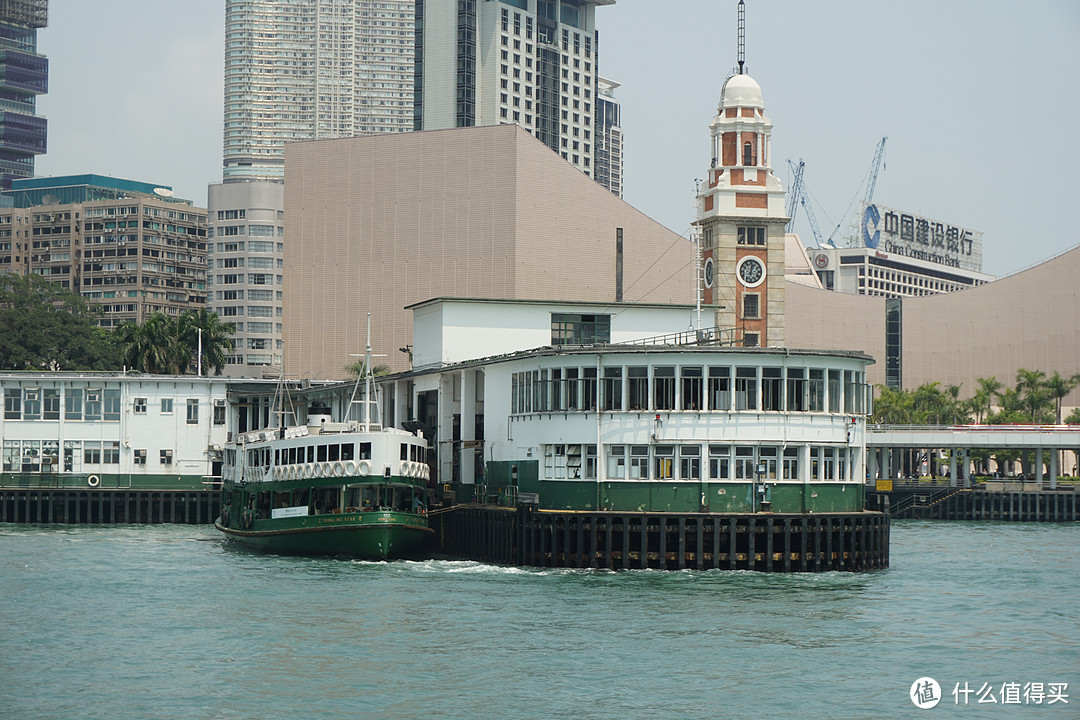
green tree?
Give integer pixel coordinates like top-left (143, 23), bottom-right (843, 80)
top-left (971, 376), bottom-right (1003, 423)
top-left (1015, 368), bottom-right (1052, 424)
top-left (1043, 371), bottom-right (1079, 425)
top-left (118, 310), bottom-right (234, 375)
top-left (345, 360), bottom-right (391, 378)
top-left (0, 273), bottom-right (122, 370)
top-left (1065, 407), bottom-right (1080, 425)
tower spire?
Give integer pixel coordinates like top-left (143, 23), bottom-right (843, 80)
top-left (737, 0), bottom-right (746, 74)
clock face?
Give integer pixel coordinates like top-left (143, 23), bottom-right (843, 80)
top-left (703, 257), bottom-right (714, 289)
top-left (737, 256), bottom-right (765, 287)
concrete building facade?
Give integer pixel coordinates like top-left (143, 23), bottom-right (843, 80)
top-left (282, 123), bottom-right (694, 379)
top-left (1, 175), bottom-right (207, 327)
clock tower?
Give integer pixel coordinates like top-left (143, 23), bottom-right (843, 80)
top-left (694, 1), bottom-right (787, 347)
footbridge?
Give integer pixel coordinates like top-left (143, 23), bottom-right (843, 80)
top-left (867, 425), bottom-right (1080, 488)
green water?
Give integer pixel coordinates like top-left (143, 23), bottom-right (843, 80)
top-left (1, 521), bottom-right (1077, 719)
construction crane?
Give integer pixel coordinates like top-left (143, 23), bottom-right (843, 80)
top-left (863, 136), bottom-right (887, 204)
top-left (785, 158), bottom-right (829, 247)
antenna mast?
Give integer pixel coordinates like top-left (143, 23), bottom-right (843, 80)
top-left (737, 0), bottom-right (746, 74)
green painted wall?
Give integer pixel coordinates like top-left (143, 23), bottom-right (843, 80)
top-left (0, 473), bottom-right (209, 491)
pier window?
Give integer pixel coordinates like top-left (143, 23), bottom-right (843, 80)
top-left (551, 313), bottom-right (610, 345)
top-left (787, 368), bottom-right (807, 412)
top-left (783, 447), bottom-right (800, 481)
top-left (104, 390), bottom-right (121, 422)
top-left (583, 445), bottom-right (597, 479)
top-left (133, 397), bottom-right (147, 414)
top-left (629, 445), bottom-right (649, 479)
top-left (20, 441), bottom-right (40, 472)
top-left (654, 445), bottom-right (674, 480)
top-left (680, 366), bottom-right (703, 410)
top-left (811, 447), bottom-right (820, 480)
top-left (85, 390), bottom-right (102, 421)
top-left (601, 367), bottom-right (622, 411)
top-left (759, 447), bottom-right (778, 480)
top-left (43, 439), bottom-right (59, 469)
top-left (582, 369), bottom-right (597, 410)
top-left (186, 399), bottom-right (199, 424)
top-left (709, 445), bottom-right (730, 480)
top-left (843, 371), bottom-right (856, 413)
top-left (214, 400), bottom-right (226, 425)
top-left (2, 441), bottom-right (17, 471)
top-left (734, 447), bottom-right (757, 480)
top-left (809, 369), bottom-right (825, 412)
top-left (627, 366), bottom-right (648, 410)
top-left (566, 368), bottom-right (579, 410)
top-left (4, 390), bottom-right (20, 419)
top-left (84, 441), bottom-right (102, 465)
top-left (762, 368), bottom-right (782, 411)
top-left (606, 445), bottom-right (626, 479)
top-left (823, 448), bottom-right (836, 480)
top-left (735, 367), bottom-right (758, 410)
top-left (680, 445), bottom-right (701, 480)
top-left (104, 441), bottom-right (120, 464)
top-left (23, 389), bottom-right (40, 420)
top-left (828, 370), bottom-right (841, 413)
top-left (63, 441), bottom-right (79, 472)
top-left (65, 389), bottom-right (82, 420)
top-left (708, 367), bottom-right (731, 411)
top-left (160, 449), bottom-right (173, 466)
top-left (160, 398), bottom-right (173, 414)
top-left (43, 390), bottom-right (60, 420)
top-left (838, 448), bottom-right (848, 481)
top-left (653, 366), bottom-right (675, 410)
top-left (550, 369), bottom-right (564, 410)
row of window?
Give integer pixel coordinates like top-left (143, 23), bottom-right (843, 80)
top-left (2, 389), bottom-right (224, 425)
top-left (2, 440), bottom-right (175, 472)
top-left (511, 365), bottom-right (869, 415)
top-left (543, 444), bottom-right (854, 482)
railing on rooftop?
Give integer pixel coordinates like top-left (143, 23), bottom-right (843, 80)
top-left (621, 326), bottom-right (742, 348)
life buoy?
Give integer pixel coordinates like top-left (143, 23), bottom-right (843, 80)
top-left (358, 460), bottom-right (371, 476)
top-left (313, 463), bottom-right (323, 478)
top-left (332, 461), bottom-right (344, 476)
top-left (345, 461), bottom-right (356, 475)
top-left (400, 461), bottom-right (410, 478)
top-left (87, 475), bottom-right (100, 487)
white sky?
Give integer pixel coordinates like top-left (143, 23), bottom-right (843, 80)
top-left (34, 0), bottom-right (1080, 277)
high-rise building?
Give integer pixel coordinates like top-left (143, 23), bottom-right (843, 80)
top-left (414, 0), bottom-right (614, 181)
top-left (222, 0), bottom-right (416, 183)
top-left (0, 0), bottom-right (48, 190)
top-left (1, 174), bottom-right (207, 327)
top-left (594, 76), bottom-right (621, 197)
top-left (206, 181), bottom-right (284, 370)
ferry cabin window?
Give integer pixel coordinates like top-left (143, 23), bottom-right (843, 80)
top-left (762, 368), bottom-right (782, 411)
top-left (735, 367), bottom-right (758, 410)
top-left (400, 444), bottom-right (409, 461)
top-left (709, 445), bottom-right (730, 480)
top-left (708, 367), bottom-right (731, 410)
top-left (601, 367), bottom-right (622, 411)
top-left (328, 444), bottom-right (339, 462)
top-left (627, 367), bottom-right (648, 410)
top-left (307, 446), bottom-right (315, 463)
top-left (653, 366), bottom-right (675, 410)
top-left (809, 369), bottom-right (825, 412)
top-left (359, 442), bottom-right (371, 460)
top-left (681, 366), bottom-right (702, 410)
top-left (317, 445), bottom-right (327, 462)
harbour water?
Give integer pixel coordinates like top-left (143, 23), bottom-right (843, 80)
top-left (1, 520), bottom-right (1077, 719)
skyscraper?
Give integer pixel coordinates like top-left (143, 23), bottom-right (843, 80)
top-left (222, 0), bottom-right (416, 183)
top-left (594, 76), bottom-right (621, 197)
top-left (0, 0), bottom-right (47, 190)
top-left (414, 0), bottom-right (614, 183)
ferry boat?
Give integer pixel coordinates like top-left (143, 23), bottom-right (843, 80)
top-left (215, 334), bottom-right (433, 560)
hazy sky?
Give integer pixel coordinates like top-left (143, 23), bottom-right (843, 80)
top-left (35, 0), bottom-right (1080, 277)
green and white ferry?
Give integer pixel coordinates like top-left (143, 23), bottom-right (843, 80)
top-left (216, 343), bottom-right (433, 559)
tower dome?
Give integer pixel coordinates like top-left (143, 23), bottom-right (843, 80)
top-left (720, 73), bottom-right (764, 110)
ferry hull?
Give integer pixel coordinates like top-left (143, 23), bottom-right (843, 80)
top-left (216, 517), bottom-right (433, 561)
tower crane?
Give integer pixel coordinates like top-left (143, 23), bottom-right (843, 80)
top-left (863, 136), bottom-right (887, 204)
top-left (785, 158), bottom-right (829, 248)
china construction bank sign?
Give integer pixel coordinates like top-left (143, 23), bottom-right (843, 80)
top-left (861, 202), bottom-right (983, 273)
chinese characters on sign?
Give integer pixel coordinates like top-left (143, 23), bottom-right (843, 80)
top-left (862, 202), bottom-right (983, 273)
top-left (952, 681), bottom-right (1069, 705)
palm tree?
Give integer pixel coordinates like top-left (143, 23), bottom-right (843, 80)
top-left (972, 376), bottom-right (1003, 424)
top-left (1043, 371), bottom-right (1079, 425)
top-left (1015, 368), bottom-right (1051, 424)
top-left (118, 314), bottom-right (182, 374)
top-left (179, 309), bottom-right (236, 376)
